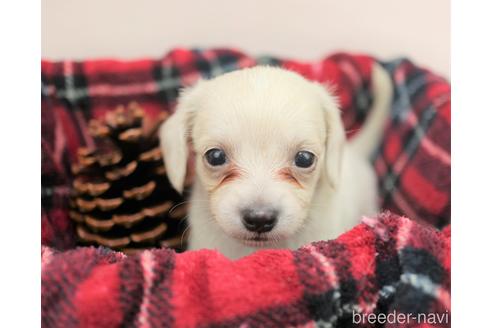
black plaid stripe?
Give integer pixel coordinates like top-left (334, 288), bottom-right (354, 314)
top-left (376, 63), bottom-right (441, 220)
top-left (344, 55), bottom-right (374, 125)
top-left (297, 241), bottom-right (359, 327)
top-left (152, 49), bottom-right (252, 107)
top-left (144, 249), bottom-right (176, 327)
top-left (389, 247), bottom-right (449, 325)
top-left (254, 55), bottom-right (283, 67)
top-left (153, 61), bottom-right (181, 106)
top-left (372, 219), bottom-right (401, 320)
top-left (195, 49), bottom-right (250, 79)
top-left (49, 61), bottom-right (92, 112)
top-left (42, 248), bottom-right (109, 327)
top-left (119, 256), bottom-right (145, 328)
top-left (379, 105), bottom-right (437, 197)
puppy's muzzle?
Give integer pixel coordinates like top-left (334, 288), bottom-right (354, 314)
top-left (240, 207), bottom-right (278, 233)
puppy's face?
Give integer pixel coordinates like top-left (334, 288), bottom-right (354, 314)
top-left (160, 67), bottom-right (345, 247)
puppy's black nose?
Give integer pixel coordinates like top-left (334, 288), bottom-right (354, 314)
top-left (241, 208), bottom-right (278, 233)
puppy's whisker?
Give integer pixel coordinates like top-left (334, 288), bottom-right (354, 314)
top-left (168, 200), bottom-right (191, 216)
top-left (169, 199), bottom-right (209, 214)
top-left (271, 234), bottom-right (281, 247)
top-left (179, 218), bottom-right (191, 248)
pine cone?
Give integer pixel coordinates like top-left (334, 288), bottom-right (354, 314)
top-left (69, 102), bottom-right (190, 254)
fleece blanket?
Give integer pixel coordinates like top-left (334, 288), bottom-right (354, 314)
top-left (41, 48), bottom-right (451, 327)
top-left (42, 212), bottom-right (450, 327)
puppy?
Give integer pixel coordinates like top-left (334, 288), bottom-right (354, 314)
top-left (159, 63), bottom-right (393, 259)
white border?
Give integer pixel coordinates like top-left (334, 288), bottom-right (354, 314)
top-left (0, 0), bottom-right (41, 327)
top-left (452, 0), bottom-right (492, 326)
top-left (1, 1), bottom-right (488, 326)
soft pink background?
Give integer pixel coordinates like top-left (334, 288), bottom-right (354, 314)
top-left (42, 0), bottom-right (449, 77)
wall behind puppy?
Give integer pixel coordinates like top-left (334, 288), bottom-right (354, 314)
top-left (42, 0), bottom-right (450, 77)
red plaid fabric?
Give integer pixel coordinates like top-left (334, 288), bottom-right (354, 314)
top-left (41, 48), bottom-right (451, 327)
top-left (42, 213), bottom-right (450, 327)
top-left (41, 48), bottom-right (450, 250)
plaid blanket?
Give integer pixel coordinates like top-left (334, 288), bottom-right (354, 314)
top-left (41, 48), bottom-right (450, 327)
top-left (42, 212), bottom-right (450, 327)
top-left (41, 48), bottom-right (450, 250)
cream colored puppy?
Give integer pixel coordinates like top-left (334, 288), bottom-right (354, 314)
top-left (160, 64), bottom-right (392, 259)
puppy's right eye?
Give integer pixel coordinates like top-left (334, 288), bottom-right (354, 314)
top-left (294, 151), bottom-right (316, 168)
top-left (205, 148), bottom-right (227, 166)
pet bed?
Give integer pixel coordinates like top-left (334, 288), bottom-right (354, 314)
top-left (41, 48), bottom-right (450, 327)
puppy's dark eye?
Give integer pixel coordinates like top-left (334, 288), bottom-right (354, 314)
top-left (294, 151), bottom-right (316, 168)
top-left (205, 148), bottom-right (227, 166)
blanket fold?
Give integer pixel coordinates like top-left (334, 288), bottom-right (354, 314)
top-left (42, 212), bottom-right (450, 327)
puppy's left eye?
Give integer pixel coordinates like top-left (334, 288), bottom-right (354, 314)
top-left (294, 151), bottom-right (316, 168)
top-left (205, 148), bottom-right (227, 166)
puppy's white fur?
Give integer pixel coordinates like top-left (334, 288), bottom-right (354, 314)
top-left (160, 64), bottom-right (393, 259)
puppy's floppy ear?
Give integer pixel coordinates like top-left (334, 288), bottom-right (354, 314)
top-left (159, 83), bottom-right (200, 193)
top-left (314, 83), bottom-right (346, 189)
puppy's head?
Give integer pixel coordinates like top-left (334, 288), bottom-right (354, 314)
top-left (160, 66), bottom-right (345, 247)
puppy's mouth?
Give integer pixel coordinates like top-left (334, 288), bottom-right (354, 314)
top-left (238, 235), bottom-right (275, 247)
